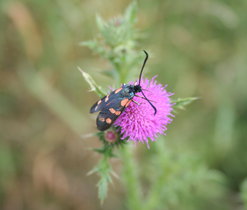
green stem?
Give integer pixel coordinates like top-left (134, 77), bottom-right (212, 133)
top-left (143, 140), bottom-right (168, 210)
top-left (89, 145), bottom-right (114, 203)
top-left (121, 144), bottom-right (142, 210)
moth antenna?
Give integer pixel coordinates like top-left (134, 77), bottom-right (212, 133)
top-left (141, 88), bottom-right (151, 92)
top-left (140, 90), bottom-right (157, 115)
top-left (138, 50), bottom-right (149, 86)
top-left (134, 94), bottom-right (156, 103)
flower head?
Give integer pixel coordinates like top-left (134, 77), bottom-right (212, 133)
top-left (104, 130), bottom-right (117, 143)
top-left (114, 76), bottom-right (173, 146)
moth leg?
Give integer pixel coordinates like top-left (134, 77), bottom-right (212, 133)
top-left (132, 100), bottom-right (140, 106)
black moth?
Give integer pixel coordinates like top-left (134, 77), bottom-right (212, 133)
top-left (90, 51), bottom-right (157, 131)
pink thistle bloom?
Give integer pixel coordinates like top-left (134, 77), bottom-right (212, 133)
top-left (114, 76), bottom-right (173, 146)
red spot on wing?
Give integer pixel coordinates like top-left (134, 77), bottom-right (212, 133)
top-left (109, 108), bottom-right (116, 114)
top-left (106, 118), bottom-right (112, 124)
top-left (125, 100), bottom-right (132, 107)
top-left (105, 95), bottom-right (109, 102)
top-left (121, 98), bottom-right (129, 106)
top-left (115, 88), bottom-right (122, 94)
top-left (115, 111), bottom-right (121, 115)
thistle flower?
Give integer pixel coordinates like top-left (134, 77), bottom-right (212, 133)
top-left (114, 76), bottom-right (173, 146)
top-left (104, 130), bottom-right (117, 143)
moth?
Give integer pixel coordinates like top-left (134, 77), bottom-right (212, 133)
top-left (90, 51), bottom-right (156, 131)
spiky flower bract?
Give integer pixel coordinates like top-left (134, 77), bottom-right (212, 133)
top-left (114, 76), bottom-right (173, 146)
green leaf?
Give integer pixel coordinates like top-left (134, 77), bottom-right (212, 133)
top-left (87, 132), bottom-right (116, 203)
top-left (92, 148), bottom-right (116, 157)
top-left (172, 97), bottom-right (199, 111)
top-left (96, 15), bottom-right (116, 47)
top-left (124, 1), bottom-right (138, 24)
top-left (88, 155), bottom-right (113, 203)
top-left (96, 15), bottom-right (107, 35)
top-left (80, 40), bottom-right (107, 57)
top-left (98, 172), bottom-right (112, 204)
top-left (78, 67), bottom-right (105, 97)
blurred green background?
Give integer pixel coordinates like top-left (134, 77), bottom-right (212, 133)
top-left (1, 0), bottom-right (247, 209)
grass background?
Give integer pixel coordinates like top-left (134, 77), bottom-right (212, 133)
top-left (1, 0), bottom-right (247, 209)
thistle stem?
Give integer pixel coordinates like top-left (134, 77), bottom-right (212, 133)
top-left (143, 139), bottom-right (168, 210)
top-left (121, 144), bottom-right (142, 210)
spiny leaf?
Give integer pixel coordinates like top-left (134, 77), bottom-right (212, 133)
top-left (172, 97), bottom-right (199, 112)
top-left (98, 171), bottom-right (112, 204)
top-left (92, 147), bottom-right (116, 157)
top-left (124, 1), bottom-right (138, 24)
top-left (80, 40), bottom-right (107, 57)
top-left (96, 15), bottom-right (116, 47)
top-left (96, 15), bottom-right (108, 35)
top-left (88, 156), bottom-right (113, 203)
top-left (78, 67), bottom-right (105, 97)
top-left (87, 133), bottom-right (116, 203)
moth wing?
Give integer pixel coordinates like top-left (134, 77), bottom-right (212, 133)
top-left (96, 97), bottom-right (131, 131)
top-left (89, 88), bottom-right (124, 113)
top-left (90, 96), bottom-right (107, 113)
